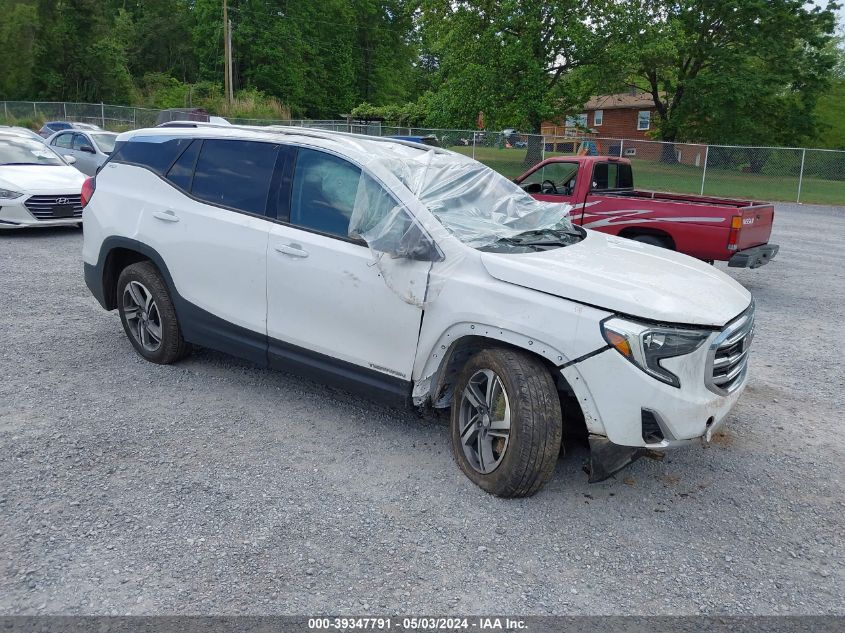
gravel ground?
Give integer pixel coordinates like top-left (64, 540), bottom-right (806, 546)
top-left (0, 203), bottom-right (843, 616)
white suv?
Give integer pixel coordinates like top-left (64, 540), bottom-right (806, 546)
top-left (82, 125), bottom-right (754, 497)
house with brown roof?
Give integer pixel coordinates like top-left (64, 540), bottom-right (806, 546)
top-left (542, 91), bottom-right (659, 142)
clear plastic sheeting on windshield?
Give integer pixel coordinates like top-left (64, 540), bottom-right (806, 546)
top-left (344, 142), bottom-right (576, 306)
top-left (387, 150), bottom-right (574, 249)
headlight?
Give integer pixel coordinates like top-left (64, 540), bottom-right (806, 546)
top-left (0, 189), bottom-right (23, 199)
top-left (601, 317), bottom-right (710, 387)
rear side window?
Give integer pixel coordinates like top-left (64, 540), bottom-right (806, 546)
top-left (191, 139), bottom-right (277, 215)
top-left (111, 137), bottom-right (194, 174)
top-left (165, 140), bottom-right (200, 191)
top-left (592, 162), bottom-right (634, 191)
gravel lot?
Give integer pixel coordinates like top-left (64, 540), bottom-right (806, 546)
top-left (0, 203), bottom-right (843, 616)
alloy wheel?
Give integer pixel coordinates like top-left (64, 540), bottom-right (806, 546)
top-left (122, 280), bottom-right (163, 353)
top-left (458, 369), bottom-right (511, 474)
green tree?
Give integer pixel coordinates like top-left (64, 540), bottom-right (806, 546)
top-left (419, 0), bottom-right (606, 133)
top-left (599, 0), bottom-right (839, 149)
top-left (0, 0), bottom-right (39, 99)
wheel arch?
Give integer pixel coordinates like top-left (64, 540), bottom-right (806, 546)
top-left (617, 227), bottom-right (676, 249)
top-left (96, 238), bottom-right (175, 311)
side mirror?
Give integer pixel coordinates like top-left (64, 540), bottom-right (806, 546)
top-left (64, 155), bottom-right (77, 165)
top-left (378, 222), bottom-right (443, 262)
top-left (80, 145), bottom-right (95, 154)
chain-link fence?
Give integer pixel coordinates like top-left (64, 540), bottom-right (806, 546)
top-left (540, 136), bottom-right (845, 206)
top-left (3, 100), bottom-right (844, 205)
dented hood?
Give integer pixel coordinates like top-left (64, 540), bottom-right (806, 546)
top-left (480, 230), bottom-right (751, 327)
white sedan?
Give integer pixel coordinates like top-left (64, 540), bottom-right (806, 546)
top-left (0, 134), bottom-right (86, 230)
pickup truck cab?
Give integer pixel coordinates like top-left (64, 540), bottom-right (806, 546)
top-left (83, 127), bottom-right (756, 497)
top-left (516, 156), bottom-right (778, 268)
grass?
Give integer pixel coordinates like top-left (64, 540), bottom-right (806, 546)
top-left (449, 145), bottom-right (845, 206)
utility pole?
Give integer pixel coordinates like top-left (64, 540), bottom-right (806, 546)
top-left (223, 0), bottom-right (234, 105)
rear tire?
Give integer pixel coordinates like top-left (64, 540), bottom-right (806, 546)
top-left (450, 348), bottom-right (562, 498)
top-left (630, 234), bottom-right (672, 249)
top-left (116, 261), bottom-right (191, 364)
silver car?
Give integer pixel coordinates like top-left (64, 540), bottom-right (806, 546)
top-left (47, 130), bottom-right (117, 176)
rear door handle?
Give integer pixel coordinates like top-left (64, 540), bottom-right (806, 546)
top-left (152, 210), bottom-right (180, 223)
top-left (274, 243), bottom-right (309, 258)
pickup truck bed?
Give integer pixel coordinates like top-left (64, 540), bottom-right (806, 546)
top-left (516, 156), bottom-right (779, 267)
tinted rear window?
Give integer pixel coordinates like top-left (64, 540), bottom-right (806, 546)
top-left (592, 162), bottom-right (634, 190)
top-left (165, 140), bottom-right (200, 191)
top-left (191, 139), bottom-right (277, 215)
top-left (111, 137), bottom-right (194, 174)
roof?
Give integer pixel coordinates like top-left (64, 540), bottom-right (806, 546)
top-left (118, 123), bottom-right (455, 184)
top-left (584, 92), bottom-right (657, 111)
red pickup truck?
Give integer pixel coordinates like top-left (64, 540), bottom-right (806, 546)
top-left (515, 156), bottom-right (779, 268)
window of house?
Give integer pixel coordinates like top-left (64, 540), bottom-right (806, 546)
top-left (192, 139), bottom-right (277, 215)
top-left (593, 110), bottom-right (603, 126)
top-left (566, 113), bottom-right (588, 128)
top-left (637, 111), bottom-right (651, 131)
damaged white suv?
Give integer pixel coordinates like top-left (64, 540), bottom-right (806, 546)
top-left (82, 125), bottom-right (754, 497)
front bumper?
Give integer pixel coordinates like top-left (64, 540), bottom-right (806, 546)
top-left (0, 198), bottom-right (82, 229)
top-left (563, 347), bottom-right (744, 448)
top-left (728, 244), bottom-right (779, 268)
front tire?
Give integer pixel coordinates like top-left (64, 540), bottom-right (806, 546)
top-left (450, 348), bottom-right (562, 497)
top-left (116, 261), bottom-right (190, 364)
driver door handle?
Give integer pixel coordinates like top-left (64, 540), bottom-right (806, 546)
top-left (274, 242), bottom-right (309, 258)
top-left (152, 210), bottom-right (180, 223)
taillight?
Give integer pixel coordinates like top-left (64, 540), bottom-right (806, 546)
top-left (727, 215), bottom-right (742, 251)
top-left (81, 177), bottom-right (96, 208)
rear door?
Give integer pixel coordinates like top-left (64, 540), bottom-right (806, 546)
top-left (138, 137), bottom-right (278, 364)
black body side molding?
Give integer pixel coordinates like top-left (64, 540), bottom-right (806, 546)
top-left (84, 238), bottom-right (412, 407)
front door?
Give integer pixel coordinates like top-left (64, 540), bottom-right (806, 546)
top-left (266, 146), bottom-right (430, 401)
top-left (71, 133), bottom-right (98, 176)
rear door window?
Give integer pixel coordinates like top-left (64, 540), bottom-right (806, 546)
top-left (191, 139), bottom-right (277, 216)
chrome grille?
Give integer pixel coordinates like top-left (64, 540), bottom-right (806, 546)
top-left (705, 303), bottom-right (755, 395)
top-left (24, 194), bottom-right (83, 220)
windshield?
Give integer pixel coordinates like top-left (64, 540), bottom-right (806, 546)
top-left (91, 133), bottom-right (117, 154)
top-left (377, 149), bottom-right (576, 250)
top-left (0, 137), bottom-right (64, 166)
